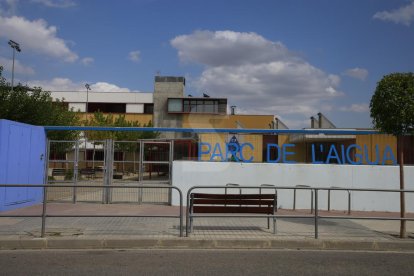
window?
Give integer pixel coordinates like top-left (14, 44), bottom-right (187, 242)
top-left (144, 103), bottom-right (154, 114)
top-left (168, 98), bottom-right (227, 114)
top-left (168, 99), bottom-right (182, 112)
top-left (87, 103), bottom-right (126, 113)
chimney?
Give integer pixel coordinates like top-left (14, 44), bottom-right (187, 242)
top-left (310, 116), bottom-right (317, 128)
top-left (317, 113), bottom-right (322, 128)
top-left (230, 105), bottom-right (236, 115)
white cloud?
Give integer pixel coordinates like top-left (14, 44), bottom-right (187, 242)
top-left (0, 56), bottom-right (35, 75)
top-left (28, 78), bottom-right (138, 92)
top-left (373, 1), bottom-right (414, 26)
top-left (339, 103), bottom-right (369, 113)
top-left (90, 82), bottom-right (133, 92)
top-left (0, 15), bottom-right (78, 62)
top-left (81, 57), bottom-right (94, 66)
top-left (128, 50), bottom-right (141, 62)
top-left (171, 30), bottom-right (293, 67)
top-left (29, 78), bottom-right (83, 91)
top-left (344, 67), bottom-right (369, 81)
top-left (171, 30), bottom-right (342, 119)
top-left (32, 0), bottom-right (76, 8)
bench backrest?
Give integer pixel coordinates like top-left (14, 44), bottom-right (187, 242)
top-left (80, 168), bottom-right (95, 175)
top-left (190, 193), bottom-right (277, 214)
top-left (52, 168), bottom-right (66, 176)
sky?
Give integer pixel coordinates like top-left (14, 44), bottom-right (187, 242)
top-left (0, 0), bottom-right (413, 129)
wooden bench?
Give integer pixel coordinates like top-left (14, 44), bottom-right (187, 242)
top-left (51, 168), bottom-right (66, 177)
top-left (80, 168), bottom-right (95, 179)
top-left (188, 193), bottom-right (277, 234)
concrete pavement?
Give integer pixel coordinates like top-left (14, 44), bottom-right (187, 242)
top-left (0, 203), bottom-right (413, 250)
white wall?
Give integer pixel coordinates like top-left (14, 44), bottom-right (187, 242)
top-left (51, 91), bottom-right (153, 104)
top-left (126, 103), bottom-right (144, 113)
top-left (171, 161), bottom-right (414, 212)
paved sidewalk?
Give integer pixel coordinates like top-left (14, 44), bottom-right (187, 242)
top-left (0, 203), bottom-right (413, 250)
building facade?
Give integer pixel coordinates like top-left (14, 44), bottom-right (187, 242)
top-left (50, 76), bottom-right (413, 165)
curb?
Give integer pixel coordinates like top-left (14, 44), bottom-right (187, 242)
top-left (1, 238), bottom-right (414, 251)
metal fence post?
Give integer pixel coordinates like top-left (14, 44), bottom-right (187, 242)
top-left (139, 140), bottom-right (144, 204)
top-left (169, 141), bottom-right (173, 205)
top-left (178, 187), bottom-right (183, 237)
top-left (328, 188), bottom-right (331, 211)
top-left (73, 140), bottom-right (79, 204)
top-left (314, 189), bottom-right (319, 239)
top-left (41, 185), bottom-right (48, 237)
top-left (293, 188), bottom-right (296, 210)
top-left (185, 187), bottom-right (192, 237)
top-left (104, 139), bottom-right (114, 204)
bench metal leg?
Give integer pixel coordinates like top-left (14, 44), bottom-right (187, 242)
top-left (273, 217), bottom-right (277, 234)
top-left (267, 217), bottom-right (270, 229)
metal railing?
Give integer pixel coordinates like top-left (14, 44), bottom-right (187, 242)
top-left (327, 186), bottom-right (351, 214)
top-left (0, 184), bottom-right (183, 237)
top-left (314, 187), bottom-right (414, 238)
top-left (185, 185), bottom-right (414, 239)
top-left (293, 184), bottom-right (314, 213)
top-left (2, 184), bottom-right (414, 239)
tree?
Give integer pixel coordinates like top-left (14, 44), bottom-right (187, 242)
top-left (370, 72), bottom-right (414, 238)
top-left (83, 112), bottom-right (158, 142)
top-left (83, 112), bottom-right (159, 171)
top-left (0, 66), bottom-right (80, 141)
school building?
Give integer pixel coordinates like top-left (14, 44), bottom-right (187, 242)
top-left (50, 76), bottom-right (414, 165)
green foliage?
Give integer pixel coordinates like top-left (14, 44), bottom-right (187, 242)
top-left (64, 169), bottom-right (74, 181)
top-left (370, 73), bottom-right (414, 136)
top-left (84, 112), bottom-right (159, 145)
top-left (0, 66), bottom-right (80, 140)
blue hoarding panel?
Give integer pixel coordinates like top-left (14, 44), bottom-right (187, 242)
top-left (0, 120), bottom-right (45, 211)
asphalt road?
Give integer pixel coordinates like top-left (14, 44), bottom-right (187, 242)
top-left (0, 249), bottom-right (413, 275)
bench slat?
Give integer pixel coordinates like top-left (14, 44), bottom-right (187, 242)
top-left (193, 206), bottom-right (273, 214)
top-left (192, 199), bottom-right (275, 206)
top-left (52, 169), bottom-right (66, 176)
top-left (191, 193), bottom-right (275, 200)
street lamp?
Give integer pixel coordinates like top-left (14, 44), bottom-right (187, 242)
top-left (8, 40), bottom-right (21, 92)
top-left (85, 83), bottom-right (91, 113)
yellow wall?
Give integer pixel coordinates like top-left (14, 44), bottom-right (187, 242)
top-left (291, 143), bottom-right (307, 163)
top-left (275, 134), bottom-right (397, 164)
top-left (182, 114), bottom-right (274, 129)
top-left (78, 113), bottom-right (153, 125)
top-left (184, 114), bottom-right (272, 162)
top-left (77, 112), bottom-right (399, 165)
top-left (356, 134), bottom-right (397, 165)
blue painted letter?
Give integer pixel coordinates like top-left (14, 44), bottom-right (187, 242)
top-left (240, 143), bottom-right (254, 162)
top-left (267, 144), bottom-right (281, 163)
top-left (382, 145), bottom-right (397, 165)
top-left (282, 144), bottom-right (296, 163)
top-left (198, 142), bottom-right (211, 161)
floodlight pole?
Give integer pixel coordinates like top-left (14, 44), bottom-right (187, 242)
top-left (85, 83), bottom-right (91, 113)
top-left (8, 40), bottom-right (21, 92)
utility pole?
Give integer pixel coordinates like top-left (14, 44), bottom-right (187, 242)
top-left (85, 83), bottom-right (91, 113)
top-left (8, 40), bottom-right (21, 92)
